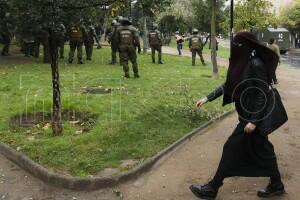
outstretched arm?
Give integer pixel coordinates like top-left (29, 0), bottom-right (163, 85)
top-left (196, 84), bottom-right (224, 108)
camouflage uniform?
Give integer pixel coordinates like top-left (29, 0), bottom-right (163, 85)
top-left (115, 18), bottom-right (141, 78)
top-left (68, 24), bottom-right (85, 64)
top-left (189, 29), bottom-right (206, 66)
top-left (148, 24), bottom-right (163, 64)
top-left (108, 20), bottom-right (119, 64)
top-left (84, 22), bottom-right (98, 60)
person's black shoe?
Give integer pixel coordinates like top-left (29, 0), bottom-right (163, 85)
top-left (87, 58), bottom-right (92, 61)
top-left (257, 182), bottom-right (285, 198)
top-left (134, 74), bottom-right (140, 79)
top-left (152, 60), bottom-right (155, 64)
top-left (190, 184), bottom-right (218, 199)
top-left (124, 74), bottom-right (130, 79)
top-left (274, 80), bottom-right (279, 85)
top-left (1, 52), bottom-right (10, 56)
top-left (68, 60), bottom-right (73, 64)
top-left (158, 61), bottom-right (163, 64)
top-left (78, 60), bottom-right (84, 64)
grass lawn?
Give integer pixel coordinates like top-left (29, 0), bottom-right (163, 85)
top-left (0, 47), bottom-right (232, 177)
top-left (168, 38), bottom-right (230, 59)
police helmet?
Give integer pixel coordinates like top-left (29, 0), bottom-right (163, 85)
top-left (117, 16), bottom-right (123, 22)
top-left (111, 20), bottom-right (117, 26)
top-left (121, 17), bottom-right (132, 26)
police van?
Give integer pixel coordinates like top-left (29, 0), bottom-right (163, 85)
top-left (251, 27), bottom-right (292, 54)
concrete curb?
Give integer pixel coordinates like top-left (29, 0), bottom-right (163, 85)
top-left (0, 110), bottom-right (235, 190)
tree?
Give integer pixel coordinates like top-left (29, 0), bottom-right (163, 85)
top-left (192, 0), bottom-right (226, 33)
top-left (279, 0), bottom-right (300, 32)
top-left (136, 0), bottom-right (172, 53)
top-left (211, 0), bottom-right (218, 79)
top-left (2, 0), bottom-right (117, 136)
top-left (234, 0), bottom-right (278, 31)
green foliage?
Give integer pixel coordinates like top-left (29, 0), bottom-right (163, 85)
top-left (279, 0), bottom-right (300, 32)
top-left (157, 0), bottom-right (227, 34)
top-left (234, 0), bottom-right (278, 31)
top-left (192, 0), bottom-right (226, 33)
top-left (137, 0), bottom-right (172, 17)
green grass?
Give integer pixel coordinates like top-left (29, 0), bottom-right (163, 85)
top-left (0, 47), bottom-right (232, 177)
top-left (168, 38), bottom-right (230, 59)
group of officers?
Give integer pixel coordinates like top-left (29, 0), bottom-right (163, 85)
top-left (108, 17), bottom-right (209, 79)
top-left (1, 16), bottom-right (210, 79)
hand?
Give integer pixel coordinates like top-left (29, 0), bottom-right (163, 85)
top-left (244, 122), bottom-right (256, 134)
top-left (196, 97), bottom-right (208, 108)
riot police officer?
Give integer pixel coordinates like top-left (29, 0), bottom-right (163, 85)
top-left (108, 19), bottom-right (119, 64)
top-left (115, 18), bottom-right (141, 78)
top-left (68, 22), bottom-right (85, 64)
top-left (148, 23), bottom-right (163, 64)
top-left (54, 22), bottom-right (66, 59)
top-left (0, 19), bottom-right (11, 56)
top-left (84, 20), bottom-right (99, 60)
top-left (189, 29), bottom-right (206, 66)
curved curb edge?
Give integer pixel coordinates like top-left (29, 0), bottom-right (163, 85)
top-left (0, 110), bottom-right (235, 190)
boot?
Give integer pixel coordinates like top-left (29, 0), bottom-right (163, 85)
top-left (257, 182), bottom-right (285, 198)
top-left (190, 184), bottom-right (218, 199)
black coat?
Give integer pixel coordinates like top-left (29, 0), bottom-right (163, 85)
top-left (205, 57), bottom-right (281, 179)
top-left (207, 57), bottom-right (269, 125)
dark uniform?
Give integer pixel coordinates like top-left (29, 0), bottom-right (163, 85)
top-left (189, 29), bottom-right (206, 66)
top-left (84, 22), bottom-right (98, 60)
top-left (108, 20), bottom-right (119, 64)
top-left (68, 24), bottom-right (85, 64)
top-left (23, 30), bottom-right (36, 57)
top-left (33, 27), bottom-right (51, 63)
top-left (148, 24), bottom-right (163, 64)
top-left (0, 21), bottom-right (11, 56)
top-left (115, 18), bottom-right (141, 78)
top-left (53, 23), bottom-right (66, 59)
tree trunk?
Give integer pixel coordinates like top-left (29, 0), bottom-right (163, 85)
top-left (142, 16), bottom-right (148, 54)
top-left (49, 31), bottom-right (63, 136)
top-left (211, 0), bottom-right (218, 79)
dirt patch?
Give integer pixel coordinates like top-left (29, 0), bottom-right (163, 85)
top-left (9, 110), bottom-right (98, 133)
top-left (81, 86), bottom-right (112, 94)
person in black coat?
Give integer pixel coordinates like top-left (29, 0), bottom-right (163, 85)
top-left (190, 32), bottom-right (285, 199)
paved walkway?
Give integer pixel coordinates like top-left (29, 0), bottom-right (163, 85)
top-left (1, 49), bottom-right (300, 200)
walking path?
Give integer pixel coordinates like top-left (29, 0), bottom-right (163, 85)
top-left (1, 49), bottom-right (300, 200)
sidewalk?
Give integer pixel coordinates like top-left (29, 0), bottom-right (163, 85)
top-left (1, 48), bottom-right (300, 200)
top-left (162, 46), bottom-right (229, 67)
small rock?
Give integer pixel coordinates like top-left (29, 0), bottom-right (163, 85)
top-left (69, 121), bottom-right (80, 125)
top-left (43, 123), bottom-right (51, 130)
top-left (113, 189), bottom-right (122, 197)
top-left (16, 147), bottom-right (21, 151)
top-left (75, 130), bottom-right (83, 135)
top-left (72, 197), bottom-right (77, 200)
